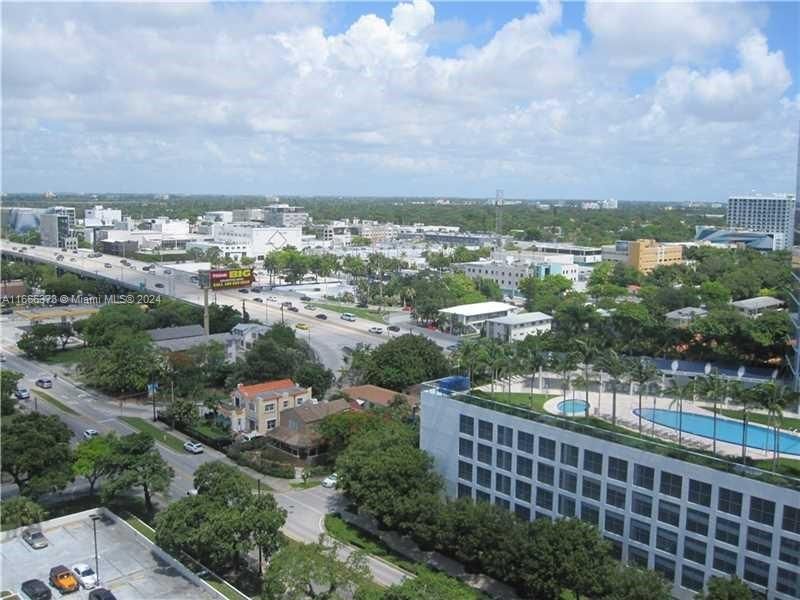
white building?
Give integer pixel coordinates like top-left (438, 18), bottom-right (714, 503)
top-left (455, 257), bottom-right (580, 295)
top-left (84, 205), bottom-right (122, 226)
top-left (485, 311), bottom-right (553, 342)
top-left (438, 301), bottom-right (519, 336)
top-left (200, 211), bottom-right (234, 224)
top-left (727, 194), bottom-right (795, 250)
top-left (203, 223), bottom-right (302, 259)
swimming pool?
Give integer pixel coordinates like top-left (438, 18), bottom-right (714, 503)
top-left (635, 408), bottom-right (800, 456)
top-left (557, 399), bottom-right (589, 416)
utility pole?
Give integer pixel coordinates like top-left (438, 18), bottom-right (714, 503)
top-left (90, 514), bottom-right (101, 585)
top-left (203, 288), bottom-right (210, 336)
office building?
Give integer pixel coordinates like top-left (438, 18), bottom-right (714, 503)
top-left (262, 204), bottom-right (309, 228)
top-left (727, 194), bottom-right (795, 250)
top-left (612, 239), bottom-right (683, 273)
top-left (438, 301), bottom-right (518, 336)
top-left (485, 311), bottom-right (553, 342)
top-left (84, 205), bottom-right (122, 227)
top-left (455, 258), bottom-right (580, 296)
top-left (420, 384), bottom-right (800, 600)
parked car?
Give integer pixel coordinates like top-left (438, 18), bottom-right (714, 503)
top-left (288, 306), bottom-right (299, 313)
top-left (295, 323), bottom-right (310, 331)
top-left (303, 304), bottom-right (315, 310)
top-left (83, 429), bottom-right (99, 440)
top-left (15, 386), bottom-right (30, 400)
top-left (183, 441), bottom-right (204, 454)
top-left (1, 307), bottom-right (13, 315)
top-left (238, 288), bottom-right (249, 294)
top-left (315, 313), bottom-right (328, 320)
top-left (251, 286), bottom-right (263, 293)
top-left (281, 301), bottom-right (293, 307)
top-left (253, 297), bottom-right (263, 303)
top-left (104, 263), bottom-right (112, 268)
top-left (71, 564), bottom-right (98, 589)
top-left (20, 579), bottom-right (51, 600)
top-left (321, 473), bottom-right (338, 488)
top-left (299, 295), bottom-right (312, 301)
top-left (387, 325), bottom-right (400, 332)
top-left (162, 269), bottom-right (172, 274)
top-left (88, 589), bottom-right (117, 600)
top-left (69, 258), bottom-right (76, 262)
top-left (340, 313), bottom-right (356, 322)
top-left (22, 528), bottom-right (48, 549)
top-left (368, 326), bottom-right (384, 334)
top-left (267, 296), bottom-right (278, 302)
top-left (49, 565), bottom-right (79, 594)
top-left (35, 377), bottom-right (53, 389)
top-left (154, 283), bottom-right (164, 289)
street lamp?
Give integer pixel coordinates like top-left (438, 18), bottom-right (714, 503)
top-left (89, 513), bottom-right (101, 585)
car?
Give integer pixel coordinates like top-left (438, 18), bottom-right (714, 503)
top-left (251, 286), bottom-right (263, 293)
top-left (88, 589), bottom-right (117, 600)
top-left (313, 287), bottom-right (321, 292)
top-left (238, 288), bottom-right (249, 293)
top-left (154, 283), bottom-right (164, 289)
top-left (104, 263), bottom-right (112, 268)
top-left (72, 250), bottom-right (79, 254)
top-left (267, 296), bottom-right (278, 302)
top-left (183, 441), bottom-right (204, 454)
top-left (368, 326), bottom-right (384, 334)
top-left (56, 256), bottom-right (64, 262)
top-left (321, 473), bottom-right (338, 488)
top-left (315, 313), bottom-right (328, 320)
top-left (71, 563), bottom-right (98, 589)
top-left (162, 269), bottom-right (172, 275)
top-left (0, 353), bottom-right (5, 362)
top-left (303, 304), bottom-right (315, 310)
top-left (295, 323), bottom-right (310, 331)
top-left (299, 295), bottom-right (312, 301)
top-left (340, 313), bottom-right (356, 322)
top-left (190, 276), bottom-right (199, 283)
top-left (1, 307), bottom-right (13, 315)
top-left (15, 386), bottom-right (30, 400)
top-left (288, 306), bottom-right (299, 312)
top-left (387, 325), bottom-right (400, 332)
top-left (35, 377), bottom-right (53, 389)
top-left (69, 257), bottom-right (76, 262)
top-left (20, 579), bottom-right (51, 600)
top-left (281, 301), bottom-right (293, 307)
top-left (22, 528), bottom-right (49, 549)
top-left (83, 429), bottom-right (99, 440)
top-left (49, 565), bottom-right (79, 594)
top-left (253, 297), bottom-right (263, 303)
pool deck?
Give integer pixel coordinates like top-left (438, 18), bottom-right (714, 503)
top-left (476, 376), bottom-right (800, 462)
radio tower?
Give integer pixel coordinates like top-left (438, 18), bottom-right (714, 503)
top-left (495, 189), bottom-right (504, 247)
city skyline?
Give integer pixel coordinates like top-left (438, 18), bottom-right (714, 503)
top-left (2, 0), bottom-right (799, 201)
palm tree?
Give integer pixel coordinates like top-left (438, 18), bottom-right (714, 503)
top-left (485, 341), bottom-right (507, 396)
top-left (574, 338), bottom-right (598, 418)
top-left (757, 382), bottom-right (795, 471)
top-left (624, 357), bottom-right (659, 435)
top-left (549, 352), bottom-right (579, 407)
top-left (696, 371), bottom-right (726, 455)
top-left (597, 350), bottom-right (627, 428)
top-left (727, 381), bottom-right (757, 463)
top-left (516, 338), bottom-right (548, 410)
top-left (666, 379), bottom-right (685, 447)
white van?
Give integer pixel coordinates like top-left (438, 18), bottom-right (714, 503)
top-left (340, 313), bottom-right (356, 322)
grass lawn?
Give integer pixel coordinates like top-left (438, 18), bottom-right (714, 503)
top-left (314, 302), bottom-right (386, 323)
top-left (120, 417), bottom-right (186, 453)
top-left (289, 479), bottom-right (321, 490)
top-left (42, 346), bottom-right (89, 365)
top-left (33, 390), bottom-right (79, 415)
top-left (124, 513), bottom-right (155, 541)
top-left (715, 409), bottom-right (800, 431)
top-left (474, 390), bottom-right (556, 412)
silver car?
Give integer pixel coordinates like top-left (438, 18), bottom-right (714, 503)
top-left (22, 528), bottom-right (48, 549)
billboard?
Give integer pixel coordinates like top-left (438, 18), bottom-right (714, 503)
top-left (200, 268), bottom-right (254, 290)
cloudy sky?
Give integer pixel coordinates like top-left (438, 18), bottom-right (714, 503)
top-left (2, 1), bottom-right (798, 201)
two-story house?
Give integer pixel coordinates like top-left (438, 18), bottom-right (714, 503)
top-left (222, 379), bottom-right (312, 435)
top-left (227, 323), bottom-right (271, 362)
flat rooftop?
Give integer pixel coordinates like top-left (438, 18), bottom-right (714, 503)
top-left (1, 508), bottom-right (221, 600)
top-left (439, 301), bottom-right (516, 317)
top-left (487, 311), bottom-right (553, 325)
top-left (731, 296), bottom-right (784, 310)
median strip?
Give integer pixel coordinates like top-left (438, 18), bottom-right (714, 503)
top-left (32, 390), bottom-right (79, 415)
top-left (119, 417), bottom-right (186, 453)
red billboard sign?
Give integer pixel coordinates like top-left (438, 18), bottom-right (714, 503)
top-left (201, 268), bottom-right (254, 290)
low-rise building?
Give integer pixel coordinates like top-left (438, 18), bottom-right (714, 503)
top-left (628, 239), bottom-right (683, 273)
top-left (485, 311), bottom-right (553, 342)
top-left (455, 257), bottom-right (580, 296)
top-left (266, 399), bottom-right (350, 459)
top-left (664, 307), bottom-right (709, 328)
top-left (261, 204), bottom-right (309, 228)
top-left (694, 227), bottom-right (784, 252)
top-left (438, 301), bottom-right (519, 336)
top-left (342, 384), bottom-right (418, 414)
top-left (731, 296), bottom-right (785, 318)
top-left (227, 323), bottom-right (270, 362)
top-left (223, 379), bottom-right (312, 435)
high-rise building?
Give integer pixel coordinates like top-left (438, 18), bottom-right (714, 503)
top-left (727, 194), bottom-right (796, 250)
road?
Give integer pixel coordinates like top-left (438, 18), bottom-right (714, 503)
top-left (0, 344), bottom-right (409, 587)
top-left (2, 245), bottom-right (459, 372)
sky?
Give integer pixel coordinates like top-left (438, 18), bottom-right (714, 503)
top-left (2, 0), bottom-right (798, 202)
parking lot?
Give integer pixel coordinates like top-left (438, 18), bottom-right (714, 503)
top-left (1, 509), bottom-right (221, 599)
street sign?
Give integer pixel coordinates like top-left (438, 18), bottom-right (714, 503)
top-left (200, 268), bottom-right (254, 290)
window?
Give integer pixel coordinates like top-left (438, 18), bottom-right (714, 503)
top-left (684, 538), bottom-right (707, 566)
top-left (560, 443), bottom-right (579, 467)
top-left (478, 419), bottom-right (493, 441)
top-left (743, 557), bottom-right (770, 588)
top-left (517, 456), bottom-right (533, 478)
top-left (582, 477), bottom-right (601, 501)
top-left (656, 528), bottom-right (677, 554)
top-left (496, 449), bottom-right (512, 471)
top-left (539, 437), bottom-right (555, 459)
top-left (780, 536), bottom-right (800, 565)
top-left (583, 450), bottom-right (603, 474)
top-left (495, 473), bottom-right (511, 495)
top-left (606, 485), bottom-right (627, 509)
top-left (749, 497), bottom-right (775, 526)
top-left (688, 480), bottom-right (711, 507)
top-left (459, 438), bottom-right (473, 459)
top-left (746, 527), bottom-right (772, 557)
top-left (515, 504), bottom-right (531, 521)
top-left (605, 511), bottom-right (625, 536)
top-left (654, 556), bottom-right (675, 583)
top-left (715, 517), bottom-right (740, 546)
top-left (477, 443), bottom-right (492, 465)
top-left (518, 431), bottom-right (534, 454)
top-left (713, 547), bottom-right (738, 575)
top-left (685, 509), bottom-right (709, 536)
top-left (559, 470), bottom-right (577, 493)
top-left (633, 464), bottom-right (655, 490)
top-left (784, 505), bottom-right (800, 534)
top-left (581, 503), bottom-right (599, 526)
top-left (497, 425), bottom-right (513, 447)
top-left (777, 568), bottom-right (800, 598)
top-left (458, 460), bottom-right (472, 482)
top-left (632, 492), bottom-right (652, 517)
top-left (608, 457), bottom-right (628, 482)
top-left (495, 497), bottom-right (510, 510)
top-left (630, 519), bottom-right (650, 544)
top-left (459, 414), bottom-right (474, 435)
top-left (628, 546), bottom-right (649, 569)
top-left (718, 488), bottom-right (742, 516)
top-left (658, 500), bottom-right (681, 527)
top-left (606, 537), bottom-right (623, 560)
top-left (282, 399), bottom-right (289, 409)
top-left (537, 463), bottom-right (554, 485)
top-left (457, 483), bottom-right (472, 499)
top-left (477, 467), bottom-right (491, 488)
top-left (476, 490), bottom-right (491, 503)
top-left (536, 488), bottom-right (553, 510)
top-left (558, 494), bottom-right (576, 517)
top-left (266, 419), bottom-right (276, 430)
top-left (681, 565), bottom-right (705, 592)
top-left (515, 480), bottom-right (532, 502)
top-left (660, 471), bottom-right (682, 498)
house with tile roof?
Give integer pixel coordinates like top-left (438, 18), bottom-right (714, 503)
top-left (221, 378), bottom-right (312, 436)
top-left (267, 399), bottom-right (350, 460)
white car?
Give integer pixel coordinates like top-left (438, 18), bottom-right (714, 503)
top-left (183, 441), bottom-right (204, 454)
top-left (267, 296), bottom-right (278, 302)
top-left (15, 386), bottom-right (30, 400)
top-left (71, 563), bottom-right (98, 589)
top-left (321, 473), bottom-right (338, 488)
top-left (83, 429), bottom-right (99, 440)
top-left (368, 326), bottom-right (384, 334)
top-left (0, 353), bottom-right (6, 362)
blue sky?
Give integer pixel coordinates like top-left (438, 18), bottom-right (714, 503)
top-left (2, 1), bottom-right (798, 201)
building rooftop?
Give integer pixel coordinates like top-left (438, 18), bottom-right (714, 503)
top-left (236, 379), bottom-right (304, 399)
top-left (439, 301), bottom-right (517, 317)
top-left (146, 324), bottom-right (206, 342)
top-left (664, 307), bottom-right (709, 320)
top-left (342, 384), bottom-right (415, 408)
top-left (153, 333), bottom-right (231, 352)
top-left (731, 296), bottom-right (785, 310)
top-left (486, 311), bottom-right (553, 326)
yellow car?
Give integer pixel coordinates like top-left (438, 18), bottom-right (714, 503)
top-left (295, 323), bottom-right (310, 331)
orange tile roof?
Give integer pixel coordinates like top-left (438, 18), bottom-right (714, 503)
top-left (237, 379), bottom-right (296, 397)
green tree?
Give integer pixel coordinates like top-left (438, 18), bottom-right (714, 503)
top-left (295, 362), bottom-right (335, 398)
top-left (102, 433), bottom-right (174, 513)
top-left (518, 275), bottom-right (572, 313)
top-left (317, 411), bottom-right (381, 458)
top-left (1, 369), bottom-right (24, 416)
top-left (193, 461), bottom-right (252, 502)
top-left (262, 536), bottom-right (372, 600)
top-left (72, 433), bottom-right (114, 493)
top-left (601, 565), bottom-right (672, 600)
top-left (0, 497), bottom-right (48, 530)
top-left (597, 350), bottom-right (626, 427)
top-left (383, 569), bottom-right (478, 600)
top-left (1, 413), bottom-right (73, 498)
top-left (81, 304), bottom-right (151, 347)
top-left (208, 303), bottom-right (243, 333)
top-left (361, 334), bottom-right (449, 391)
top-left (625, 358), bottom-right (659, 435)
top-left (696, 576), bottom-right (753, 600)
top-left (81, 331), bottom-right (162, 394)
top-left (17, 324), bottom-right (59, 360)
top-left (247, 493), bottom-right (287, 574)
